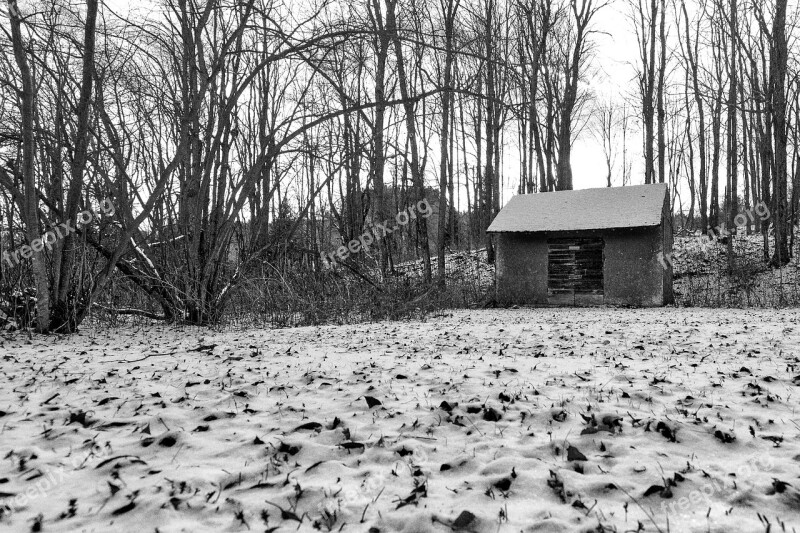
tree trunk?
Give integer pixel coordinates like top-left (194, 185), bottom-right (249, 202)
top-left (483, 0), bottom-right (496, 263)
top-left (370, 0), bottom-right (391, 278)
top-left (388, 0), bottom-right (432, 282)
top-left (656, 0), bottom-right (666, 185)
top-left (726, 0), bottom-right (738, 272)
top-left (770, 0), bottom-right (789, 266)
top-left (8, 0), bottom-right (50, 332)
top-left (437, 0), bottom-right (458, 285)
top-left (50, 0), bottom-right (99, 332)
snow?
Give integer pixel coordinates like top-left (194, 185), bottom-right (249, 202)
top-left (673, 233), bottom-right (800, 306)
top-left (1, 308), bottom-right (799, 532)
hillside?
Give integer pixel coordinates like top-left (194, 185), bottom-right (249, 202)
top-left (672, 233), bottom-right (800, 306)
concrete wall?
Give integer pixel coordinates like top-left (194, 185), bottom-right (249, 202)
top-left (661, 195), bottom-right (675, 304)
top-left (602, 227), bottom-right (665, 306)
top-left (495, 225), bottom-right (671, 306)
top-left (495, 233), bottom-right (549, 305)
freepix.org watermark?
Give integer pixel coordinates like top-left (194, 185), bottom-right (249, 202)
top-left (658, 201), bottom-right (771, 269)
top-left (0, 444), bottom-right (113, 516)
top-left (2, 199), bottom-right (116, 268)
top-left (660, 453), bottom-right (774, 516)
top-left (320, 199), bottom-right (433, 267)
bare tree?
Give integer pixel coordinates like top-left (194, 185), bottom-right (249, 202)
top-left (555, 0), bottom-right (607, 191)
top-left (679, 0), bottom-right (708, 231)
top-left (437, 0), bottom-right (461, 284)
top-left (5, 0), bottom-right (49, 331)
top-left (592, 99), bottom-right (618, 187)
top-left (630, 0), bottom-right (660, 184)
top-left (770, 0), bottom-right (790, 266)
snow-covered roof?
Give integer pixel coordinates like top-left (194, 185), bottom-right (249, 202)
top-left (487, 183), bottom-right (668, 233)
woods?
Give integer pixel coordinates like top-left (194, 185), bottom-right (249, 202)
top-left (0, 0), bottom-right (798, 330)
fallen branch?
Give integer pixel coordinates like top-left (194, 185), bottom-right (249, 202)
top-left (92, 303), bottom-right (167, 321)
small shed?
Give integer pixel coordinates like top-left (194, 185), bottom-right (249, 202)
top-left (487, 183), bottom-right (673, 306)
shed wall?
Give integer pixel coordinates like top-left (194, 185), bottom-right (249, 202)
top-left (495, 233), bottom-right (549, 305)
top-left (602, 227), bottom-right (665, 306)
top-left (661, 195), bottom-right (675, 304)
top-left (495, 227), bottom-right (668, 306)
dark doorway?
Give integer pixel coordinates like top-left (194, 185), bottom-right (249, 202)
top-left (547, 238), bottom-right (604, 305)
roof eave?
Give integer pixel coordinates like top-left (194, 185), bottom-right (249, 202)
top-left (487, 222), bottom-right (663, 234)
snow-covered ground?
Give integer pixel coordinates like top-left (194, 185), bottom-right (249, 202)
top-left (1, 309), bottom-right (799, 532)
top-left (672, 233), bottom-right (800, 307)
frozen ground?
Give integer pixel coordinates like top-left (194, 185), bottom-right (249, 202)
top-left (1, 308), bottom-right (799, 532)
top-left (671, 233), bottom-right (800, 306)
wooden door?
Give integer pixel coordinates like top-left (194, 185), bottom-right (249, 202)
top-left (547, 238), bottom-right (604, 305)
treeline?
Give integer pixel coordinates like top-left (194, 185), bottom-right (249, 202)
top-left (622, 0), bottom-right (798, 271)
top-left (0, 0), bottom-right (797, 331)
